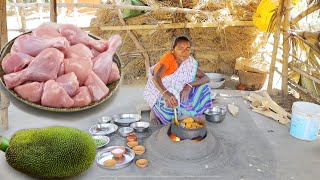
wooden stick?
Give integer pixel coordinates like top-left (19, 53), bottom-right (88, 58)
top-left (269, 42), bottom-right (320, 72)
top-left (251, 105), bottom-right (290, 124)
top-left (12, 0), bottom-right (21, 28)
top-left (113, 1), bottom-right (150, 77)
top-left (289, 63), bottom-right (320, 85)
top-left (267, 0), bottom-right (285, 93)
top-left (262, 91), bottom-right (291, 118)
top-left (0, 0), bottom-right (7, 49)
top-left (7, 2), bottom-right (209, 15)
top-left (281, 0), bottom-right (292, 95)
top-left (296, 31), bottom-right (320, 49)
top-left (83, 21), bottom-right (254, 31)
top-left (17, 0), bottom-right (26, 32)
top-left (50, 0), bottom-right (57, 22)
top-left (290, 32), bottom-right (320, 55)
top-left (0, 91), bottom-right (10, 130)
top-left (291, 3), bottom-right (320, 26)
top-left (288, 80), bottom-right (320, 103)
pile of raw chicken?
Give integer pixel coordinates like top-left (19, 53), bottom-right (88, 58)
top-left (1, 23), bottom-right (122, 108)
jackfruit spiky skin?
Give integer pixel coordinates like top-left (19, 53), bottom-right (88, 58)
top-left (5, 126), bottom-right (96, 179)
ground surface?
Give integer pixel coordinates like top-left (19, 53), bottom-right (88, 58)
top-left (0, 81), bottom-right (318, 180)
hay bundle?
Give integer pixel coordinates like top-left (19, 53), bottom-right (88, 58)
top-left (90, 0), bottom-right (265, 80)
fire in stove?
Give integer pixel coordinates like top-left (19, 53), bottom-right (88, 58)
top-left (167, 128), bottom-right (206, 142)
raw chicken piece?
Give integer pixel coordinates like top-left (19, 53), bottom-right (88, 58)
top-left (108, 62), bottom-right (120, 84)
top-left (72, 86), bottom-right (92, 107)
top-left (64, 43), bottom-right (93, 59)
top-left (64, 57), bottom-right (93, 86)
top-left (4, 48), bottom-right (64, 89)
top-left (58, 24), bottom-right (108, 52)
top-left (11, 34), bottom-right (69, 56)
top-left (32, 23), bottom-right (61, 38)
top-left (93, 34), bottom-right (122, 84)
top-left (91, 48), bottom-right (100, 58)
top-left (58, 61), bottom-right (65, 76)
top-left (84, 71), bottom-right (109, 102)
top-left (41, 80), bottom-right (74, 108)
top-left (14, 82), bottom-right (44, 103)
top-left (56, 72), bottom-right (79, 97)
top-left (1, 52), bottom-right (33, 74)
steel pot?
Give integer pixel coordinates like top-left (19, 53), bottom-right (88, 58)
top-left (204, 106), bottom-right (227, 123)
top-left (170, 116), bottom-right (207, 140)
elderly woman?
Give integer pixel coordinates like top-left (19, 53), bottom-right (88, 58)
top-left (144, 36), bottom-right (213, 124)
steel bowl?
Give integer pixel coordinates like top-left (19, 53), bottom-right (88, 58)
top-left (92, 135), bottom-right (110, 149)
top-left (205, 73), bottom-right (226, 89)
top-left (170, 116), bottom-right (207, 140)
top-left (204, 106), bottom-right (227, 123)
top-left (98, 116), bottom-right (112, 124)
top-left (130, 122), bottom-right (150, 133)
top-left (118, 127), bottom-right (134, 137)
top-left (113, 114), bottom-right (141, 126)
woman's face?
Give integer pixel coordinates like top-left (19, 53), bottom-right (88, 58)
top-left (172, 41), bottom-right (191, 62)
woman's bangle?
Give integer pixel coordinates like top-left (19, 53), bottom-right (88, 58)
top-left (186, 83), bottom-right (193, 88)
top-left (161, 89), bottom-right (169, 97)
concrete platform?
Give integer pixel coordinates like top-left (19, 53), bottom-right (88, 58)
top-left (0, 83), bottom-right (319, 180)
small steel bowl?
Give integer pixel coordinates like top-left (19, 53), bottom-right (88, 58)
top-left (118, 127), bottom-right (134, 137)
top-left (130, 122), bottom-right (150, 133)
top-left (98, 116), bottom-right (112, 124)
top-left (204, 106), bottom-right (227, 123)
top-left (92, 135), bottom-right (110, 149)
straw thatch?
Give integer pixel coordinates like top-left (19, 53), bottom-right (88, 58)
top-left (90, 0), bottom-right (264, 80)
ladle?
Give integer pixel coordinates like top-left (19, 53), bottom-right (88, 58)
top-left (173, 108), bottom-right (179, 126)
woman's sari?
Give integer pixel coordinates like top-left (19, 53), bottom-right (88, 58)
top-left (143, 56), bottom-right (213, 124)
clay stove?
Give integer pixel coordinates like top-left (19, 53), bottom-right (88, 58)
top-left (144, 124), bottom-right (218, 161)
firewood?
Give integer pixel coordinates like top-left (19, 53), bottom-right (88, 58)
top-left (262, 91), bottom-right (291, 118)
top-left (251, 105), bottom-right (290, 124)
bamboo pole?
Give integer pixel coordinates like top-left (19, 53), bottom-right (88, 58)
top-left (269, 42), bottom-right (320, 72)
top-left (0, 0), bottom-right (7, 49)
top-left (267, 0), bottom-right (285, 93)
top-left (50, 0), bottom-right (57, 22)
top-left (73, 0), bottom-right (78, 25)
top-left (289, 64), bottom-right (320, 85)
top-left (291, 32), bottom-right (320, 55)
top-left (296, 31), bottom-right (320, 47)
top-left (120, 48), bottom-right (253, 56)
top-left (83, 21), bottom-right (254, 31)
top-left (17, 0), bottom-right (26, 32)
top-left (112, 1), bottom-right (150, 77)
top-left (37, 0), bottom-right (43, 21)
top-left (8, 2), bottom-right (209, 15)
top-left (288, 80), bottom-right (320, 103)
top-left (291, 3), bottom-right (320, 26)
top-left (281, 0), bottom-right (292, 95)
top-left (12, 0), bottom-right (21, 28)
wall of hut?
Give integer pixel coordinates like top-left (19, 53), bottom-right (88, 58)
top-left (90, 0), bottom-right (266, 80)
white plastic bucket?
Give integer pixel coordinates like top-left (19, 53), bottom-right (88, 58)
top-left (290, 101), bottom-right (320, 141)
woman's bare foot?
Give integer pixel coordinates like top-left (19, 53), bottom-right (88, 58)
top-left (150, 110), bottom-right (160, 125)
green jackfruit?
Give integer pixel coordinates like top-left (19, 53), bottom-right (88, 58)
top-left (1, 126), bottom-right (96, 179)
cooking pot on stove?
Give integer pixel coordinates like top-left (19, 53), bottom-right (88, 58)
top-left (170, 116), bottom-right (207, 140)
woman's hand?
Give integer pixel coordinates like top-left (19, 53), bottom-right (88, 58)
top-left (180, 84), bottom-right (192, 102)
top-left (163, 91), bottom-right (178, 109)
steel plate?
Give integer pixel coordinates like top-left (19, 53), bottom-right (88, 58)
top-left (96, 146), bottom-right (135, 170)
top-left (89, 123), bottom-right (118, 136)
top-left (112, 114), bottom-right (141, 126)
